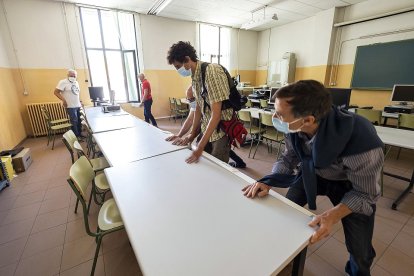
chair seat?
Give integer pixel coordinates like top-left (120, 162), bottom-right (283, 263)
top-left (98, 198), bottom-right (124, 231)
top-left (95, 172), bottom-right (110, 191)
top-left (51, 123), bottom-right (72, 130)
top-left (262, 129), bottom-right (284, 142)
top-left (246, 126), bottom-right (263, 135)
top-left (51, 118), bottom-right (70, 124)
top-left (90, 157), bottom-right (110, 171)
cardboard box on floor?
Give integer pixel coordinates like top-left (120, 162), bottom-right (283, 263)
top-left (12, 148), bottom-right (32, 173)
top-left (0, 155), bottom-right (15, 181)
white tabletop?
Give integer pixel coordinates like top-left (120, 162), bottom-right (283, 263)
top-left (85, 106), bottom-right (129, 119)
top-left (87, 114), bottom-right (145, 133)
top-left (375, 126), bottom-right (414, 150)
top-left (240, 107), bottom-right (273, 119)
top-left (104, 149), bottom-right (314, 276)
top-left (93, 125), bottom-right (186, 166)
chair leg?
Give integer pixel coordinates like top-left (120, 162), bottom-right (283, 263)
top-left (74, 198), bottom-right (79, 214)
top-left (91, 235), bottom-right (102, 276)
top-left (51, 130), bottom-right (56, 150)
top-left (396, 147), bottom-right (402, 159)
top-left (87, 188), bottom-right (93, 215)
top-left (248, 134), bottom-right (255, 158)
top-left (252, 137), bottom-right (261, 159)
top-left (276, 141), bottom-right (283, 159)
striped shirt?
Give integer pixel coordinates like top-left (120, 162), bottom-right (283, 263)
top-left (272, 132), bottom-right (384, 216)
top-left (192, 61), bottom-right (233, 142)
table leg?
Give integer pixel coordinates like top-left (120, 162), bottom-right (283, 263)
top-left (383, 170), bottom-right (414, 210)
top-left (292, 247), bottom-right (307, 276)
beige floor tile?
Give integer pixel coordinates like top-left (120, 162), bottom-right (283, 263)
top-left (377, 246), bottom-right (414, 276)
top-left (0, 237), bottom-right (27, 268)
top-left (22, 224), bottom-right (66, 259)
top-left (0, 196), bottom-right (18, 211)
top-left (376, 204), bottom-right (411, 225)
top-left (60, 235), bottom-right (102, 271)
top-left (0, 218), bottom-right (34, 245)
top-left (0, 185), bottom-right (24, 199)
top-left (15, 245), bottom-right (63, 276)
top-left (304, 254), bottom-right (343, 276)
top-left (103, 245), bottom-right (142, 276)
top-left (60, 256), bottom-right (105, 276)
top-left (31, 208), bottom-right (69, 234)
top-left (0, 262), bottom-right (18, 276)
top-left (390, 231), bottom-right (414, 259)
top-left (373, 216), bottom-right (404, 244)
top-left (102, 229), bottom-right (129, 254)
top-left (12, 190), bottom-right (45, 209)
top-left (19, 180), bottom-right (48, 196)
top-left (47, 176), bottom-right (69, 189)
top-left (371, 264), bottom-right (393, 276)
top-left (1, 202), bottom-right (41, 226)
top-left (44, 185), bottom-right (71, 201)
top-left (315, 238), bottom-right (348, 273)
top-left (64, 217), bottom-right (97, 244)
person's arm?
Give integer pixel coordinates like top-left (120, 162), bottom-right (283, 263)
top-left (308, 147), bottom-right (384, 244)
top-left (165, 110), bottom-right (195, 143)
top-left (186, 101), bottom-right (222, 163)
top-left (142, 88), bottom-right (149, 102)
top-left (54, 88), bottom-right (67, 107)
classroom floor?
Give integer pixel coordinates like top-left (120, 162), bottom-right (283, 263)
top-left (0, 118), bottom-right (413, 276)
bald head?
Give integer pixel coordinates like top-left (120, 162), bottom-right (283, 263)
top-left (138, 73), bottom-right (145, 81)
top-left (67, 69), bottom-right (77, 78)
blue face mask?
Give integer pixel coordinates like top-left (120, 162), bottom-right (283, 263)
top-left (272, 117), bottom-right (303, 134)
top-left (177, 65), bottom-right (191, 77)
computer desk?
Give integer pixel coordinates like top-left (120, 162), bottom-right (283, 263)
top-left (92, 125), bottom-right (186, 166)
top-left (104, 149), bottom-right (314, 276)
top-left (375, 126), bottom-right (414, 210)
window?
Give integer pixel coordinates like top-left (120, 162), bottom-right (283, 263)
top-left (199, 24), bottom-right (230, 70)
top-left (80, 8), bottom-right (140, 102)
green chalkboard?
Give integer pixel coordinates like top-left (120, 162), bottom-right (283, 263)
top-left (351, 39), bottom-right (414, 90)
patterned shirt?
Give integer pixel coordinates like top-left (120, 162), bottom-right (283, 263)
top-left (272, 132), bottom-right (384, 216)
top-left (192, 61), bottom-right (233, 142)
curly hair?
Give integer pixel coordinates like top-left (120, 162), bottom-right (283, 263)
top-left (275, 80), bottom-right (332, 121)
top-left (167, 41), bottom-right (198, 64)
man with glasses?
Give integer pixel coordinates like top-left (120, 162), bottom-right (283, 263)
top-left (242, 80), bottom-right (384, 276)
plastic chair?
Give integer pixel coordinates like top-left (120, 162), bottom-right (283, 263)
top-left (174, 98), bottom-right (190, 125)
top-left (260, 99), bottom-right (268, 109)
top-left (396, 113), bottom-right (414, 159)
top-left (253, 112), bottom-right (285, 159)
top-left (245, 99), bottom-right (253, 108)
top-left (73, 141), bottom-right (109, 172)
top-left (40, 106), bottom-right (72, 150)
top-left (237, 110), bottom-right (264, 158)
top-left (67, 156), bottom-right (123, 276)
top-left (169, 97), bottom-right (179, 122)
top-left (62, 130), bottom-right (78, 164)
top-left (355, 108), bottom-right (382, 125)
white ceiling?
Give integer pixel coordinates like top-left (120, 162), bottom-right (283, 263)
top-left (52, 0), bottom-right (368, 31)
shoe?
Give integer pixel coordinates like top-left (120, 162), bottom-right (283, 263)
top-left (229, 161), bottom-right (246, 168)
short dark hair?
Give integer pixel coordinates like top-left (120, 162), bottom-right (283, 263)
top-left (275, 80), bottom-right (332, 121)
top-left (167, 41), bottom-right (198, 64)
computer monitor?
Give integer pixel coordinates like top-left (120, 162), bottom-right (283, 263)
top-left (328, 88), bottom-right (352, 109)
top-left (88, 86), bottom-right (104, 101)
top-left (391, 84), bottom-right (414, 104)
top-left (268, 87), bottom-right (279, 105)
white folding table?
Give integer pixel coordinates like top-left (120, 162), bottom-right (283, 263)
top-left (87, 114), bottom-right (146, 133)
top-left (93, 126), bottom-right (186, 166)
top-left (375, 126), bottom-right (414, 209)
top-left (84, 106), bottom-right (129, 119)
top-left (104, 149), bottom-right (314, 276)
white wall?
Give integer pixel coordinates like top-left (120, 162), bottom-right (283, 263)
top-left (256, 8), bottom-right (336, 70)
top-left (230, 29), bottom-right (258, 71)
top-left (2, 0), bottom-right (85, 69)
top-left (336, 0), bottom-right (414, 65)
top-left (0, 8), bottom-right (11, 68)
top-left (139, 14), bottom-right (196, 70)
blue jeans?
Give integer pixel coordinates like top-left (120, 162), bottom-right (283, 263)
top-left (66, 107), bottom-right (81, 137)
top-left (286, 176), bottom-right (376, 276)
top-left (143, 99), bottom-right (157, 126)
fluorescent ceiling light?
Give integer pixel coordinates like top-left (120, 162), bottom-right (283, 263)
top-left (148, 0), bottom-right (174, 15)
top-left (241, 15), bottom-right (277, 30)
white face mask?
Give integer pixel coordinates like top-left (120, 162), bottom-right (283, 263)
top-left (177, 65), bottom-right (191, 77)
top-left (189, 100), bottom-right (197, 110)
top-left (272, 117), bottom-right (304, 134)
top-left (68, 77), bottom-right (76, 83)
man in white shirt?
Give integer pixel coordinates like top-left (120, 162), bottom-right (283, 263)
top-left (54, 69), bottom-right (83, 138)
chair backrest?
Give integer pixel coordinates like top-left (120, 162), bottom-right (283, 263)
top-left (174, 98), bottom-right (183, 107)
top-left (260, 112), bottom-right (273, 127)
top-left (63, 130), bottom-right (77, 149)
top-left (398, 113), bottom-right (414, 129)
top-left (260, 99), bottom-right (268, 109)
top-left (238, 110), bottom-right (252, 123)
top-left (40, 106), bottom-right (51, 124)
top-left (73, 140), bottom-right (86, 156)
top-left (355, 108), bottom-right (382, 125)
top-left (68, 156), bottom-right (94, 200)
top-left (245, 99), bottom-right (252, 108)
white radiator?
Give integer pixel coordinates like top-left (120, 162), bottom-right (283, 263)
top-left (27, 102), bottom-right (69, 137)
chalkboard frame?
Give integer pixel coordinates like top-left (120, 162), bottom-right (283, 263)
top-left (350, 38), bottom-right (414, 90)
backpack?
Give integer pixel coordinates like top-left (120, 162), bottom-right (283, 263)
top-left (200, 62), bottom-right (247, 113)
top-left (199, 62), bottom-right (248, 148)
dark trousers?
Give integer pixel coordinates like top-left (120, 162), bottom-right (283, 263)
top-left (143, 99), bottom-right (157, 126)
top-left (286, 176), bottom-right (376, 276)
top-left (66, 107), bottom-right (81, 137)
top-left (229, 150), bottom-right (245, 166)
